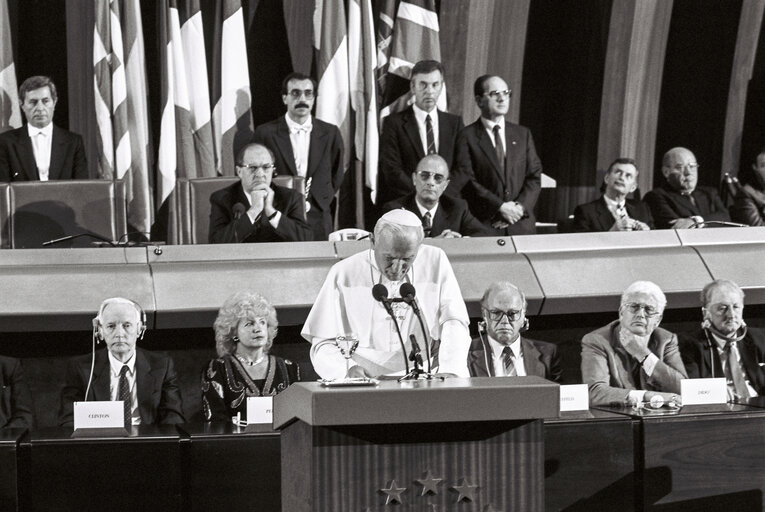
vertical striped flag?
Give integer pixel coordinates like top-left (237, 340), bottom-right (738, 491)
top-left (0, 0), bottom-right (20, 133)
top-left (313, 0), bottom-right (350, 171)
top-left (211, 0), bottom-right (253, 176)
top-left (374, 0), bottom-right (396, 108)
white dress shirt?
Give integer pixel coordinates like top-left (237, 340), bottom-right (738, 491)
top-left (412, 104), bottom-right (439, 155)
top-left (285, 113), bottom-right (312, 177)
top-left (27, 122), bottom-right (53, 181)
top-left (414, 197), bottom-right (439, 222)
top-left (488, 335), bottom-right (527, 377)
top-left (108, 350), bottom-right (141, 425)
top-left (481, 117), bottom-right (506, 153)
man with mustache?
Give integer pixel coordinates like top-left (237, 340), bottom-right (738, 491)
top-left (573, 157), bottom-right (653, 231)
top-left (253, 72), bottom-right (344, 240)
top-left (679, 280), bottom-right (765, 400)
top-left (581, 281), bottom-right (687, 407)
top-left (644, 147), bottom-right (729, 229)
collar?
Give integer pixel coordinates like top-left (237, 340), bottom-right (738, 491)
top-left (285, 113), bottom-right (312, 133)
top-left (602, 194), bottom-right (625, 209)
top-left (412, 104), bottom-right (437, 124)
top-left (488, 334), bottom-right (522, 359)
top-left (108, 349), bottom-right (136, 376)
top-left (27, 122), bottom-right (53, 138)
top-left (414, 197), bottom-right (439, 218)
top-left (481, 117), bottom-right (505, 133)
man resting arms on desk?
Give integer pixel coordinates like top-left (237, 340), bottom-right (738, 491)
top-left (581, 281), bottom-right (687, 407)
top-left (302, 209), bottom-right (471, 379)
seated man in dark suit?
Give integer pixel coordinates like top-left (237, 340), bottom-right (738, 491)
top-left (468, 281), bottom-right (561, 382)
top-left (381, 154), bottom-right (487, 238)
top-left (573, 157), bottom-right (653, 232)
top-left (644, 147), bottom-right (729, 228)
top-left (679, 280), bottom-right (765, 401)
top-left (377, 60), bottom-right (463, 208)
top-left (0, 355), bottom-right (34, 429)
top-left (0, 75), bottom-right (87, 181)
top-left (209, 143), bottom-right (312, 243)
top-left (59, 298), bottom-right (185, 428)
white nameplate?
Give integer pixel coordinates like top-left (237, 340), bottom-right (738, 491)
top-left (246, 396), bottom-right (274, 424)
top-left (73, 401), bottom-right (125, 429)
top-left (559, 384), bottom-right (589, 411)
top-left (681, 378), bottom-right (727, 405)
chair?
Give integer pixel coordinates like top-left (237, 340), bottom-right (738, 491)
top-left (1, 180), bottom-right (127, 249)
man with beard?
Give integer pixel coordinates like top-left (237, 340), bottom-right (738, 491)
top-left (581, 281), bottom-right (687, 406)
top-left (644, 147), bottom-right (729, 228)
top-left (679, 280), bottom-right (765, 401)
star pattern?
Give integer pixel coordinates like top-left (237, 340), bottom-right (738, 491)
top-left (450, 477), bottom-right (479, 503)
top-left (416, 470), bottom-right (443, 496)
top-left (379, 479), bottom-right (406, 505)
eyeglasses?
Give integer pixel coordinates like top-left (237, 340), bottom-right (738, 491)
top-left (417, 171), bottom-right (447, 184)
top-left (238, 163), bottom-right (274, 176)
top-left (288, 89), bottom-right (315, 99)
top-left (483, 89), bottom-right (512, 99)
top-left (669, 163), bottom-right (699, 172)
top-left (622, 302), bottom-right (661, 317)
top-left (485, 309), bottom-right (523, 323)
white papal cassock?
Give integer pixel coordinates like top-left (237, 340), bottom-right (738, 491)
top-left (302, 245), bottom-right (471, 379)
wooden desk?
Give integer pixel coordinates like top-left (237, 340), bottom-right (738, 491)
top-left (0, 429), bottom-right (24, 512)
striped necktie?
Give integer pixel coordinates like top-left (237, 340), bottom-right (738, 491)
top-left (119, 365), bottom-right (131, 429)
top-left (724, 341), bottom-right (751, 401)
top-left (502, 346), bottom-right (516, 376)
top-left (425, 114), bottom-right (436, 155)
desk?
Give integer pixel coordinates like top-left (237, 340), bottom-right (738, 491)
top-left (544, 410), bottom-right (637, 511)
top-left (20, 426), bottom-right (182, 511)
top-left (177, 422), bottom-right (281, 512)
top-left (0, 429), bottom-right (24, 512)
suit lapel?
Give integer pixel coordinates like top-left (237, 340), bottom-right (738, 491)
top-left (431, 202), bottom-right (450, 236)
top-left (609, 326), bottom-right (632, 389)
top-left (476, 122), bottom-right (504, 184)
top-left (136, 349), bottom-right (155, 424)
top-left (403, 109), bottom-right (425, 161)
top-left (436, 110), bottom-right (451, 158)
top-left (521, 338), bottom-right (545, 378)
top-left (48, 126), bottom-right (64, 180)
top-left (596, 197), bottom-right (616, 231)
top-left (307, 119), bottom-right (327, 179)
top-left (17, 128), bottom-right (39, 180)
top-left (90, 350), bottom-right (112, 401)
top-left (275, 119), bottom-right (298, 176)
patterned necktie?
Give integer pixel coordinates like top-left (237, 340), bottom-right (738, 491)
top-left (502, 346), bottom-right (516, 376)
top-left (119, 365), bottom-right (131, 429)
top-left (425, 114), bottom-right (436, 155)
top-left (493, 125), bottom-right (505, 168)
top-left (422, 211), bottom-right (432, 236)
top-left (724, 341), bottom-right (751, 401)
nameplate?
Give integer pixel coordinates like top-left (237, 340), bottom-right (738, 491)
top-left (73, 401), bottom-right (125, 429)
top-left (559, 384), bottom-right (589, 411)
top-left (247, 397), bottom-right (273, 424)
top-left (681, 378), bottom-right (727, 405)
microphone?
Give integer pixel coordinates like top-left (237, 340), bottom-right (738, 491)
top-left (409, 334), bottom-right (423, 367)
top-left (233, 202), bottom-right (246, 219)
top-left (371, 284), bottom-right (410, 375)
top-left (42, 233), bottom-right (117, 247)
top-left (399, 283), bottom-right (432, 373)
top-left (691, 220), bottom-right (749, 228)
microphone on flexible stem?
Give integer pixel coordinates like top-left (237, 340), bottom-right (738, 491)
top-left (372, 284), bottom-right (409, 375)
top-left (409, 334), bottom-right (423, 371)
top-left (42, 233), bottom-right (118, 247)
top-left (692, 220), bottom-right (749, 228)
top-left (400, 283), bottom-right (432, 374)
top-left (232, 203), bottom-right (246, 243)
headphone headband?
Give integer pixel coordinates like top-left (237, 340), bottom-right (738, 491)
top-left (94, 297), bottom-right (147, 340)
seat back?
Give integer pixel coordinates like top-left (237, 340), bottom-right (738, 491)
top-left (3, 180), bottom-right (127, 248)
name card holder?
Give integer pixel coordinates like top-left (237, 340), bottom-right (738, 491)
top-left (681, 378), bottom-right (727, 405)
top-left (72, 401), bottom-right (129, 437)
top-left (247, 396), bottom-right (274, 425)
top-left (559, 384), bottom-right (589, 412)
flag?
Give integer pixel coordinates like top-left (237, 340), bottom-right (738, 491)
top-left (313, 0), bottom-right (350, 171)
top-left (0, 0), bottom-right (20, 133)
top-left (211, 0), bottom-right (253, 176)
top-left (374, 0), bottom-right (396, 107)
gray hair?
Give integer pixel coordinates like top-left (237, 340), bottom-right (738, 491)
top-left (620, 281), bottom-right (667, 311)
top-left (213, 290), bottom-right (278, 357)
top-left (700, 279), bottom-right (744, 307)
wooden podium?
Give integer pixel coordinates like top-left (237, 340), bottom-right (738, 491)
top-left (274, 376), bottom-right (559, 511)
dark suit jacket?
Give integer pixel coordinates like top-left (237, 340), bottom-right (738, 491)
top-left (453, 118), bottom-right (541, 235)
top-left (573, 196), bottom-right (654, 232)
top-left (381, 192), bottom-right (489, 237)
top-left (467, 334), bottom-right (562, 382)
top-left (253, 116), bottom-right (344, 239)
top-left (643, 182), bottom-right (730, 228)
top-left (0, 356), bottom-right (34, 429)
top-left (58, 348), bottom-right (185, 427)
top-left (377, 107), bottom-right (464, 207)
top-left (208, 181), bottom-right (312, 243)
top-left (679, 328), bottom-right (765, 396)
top-left (0, 124), bottom-right (88, 181)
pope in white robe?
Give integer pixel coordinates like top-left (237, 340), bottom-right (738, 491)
top-left (303, 210), bottom-right (471, 379)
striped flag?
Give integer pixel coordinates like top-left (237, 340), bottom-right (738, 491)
top-left (211, 0), bottom-right (252, 176)
top-left (374, 0), bottom-right (396, 107)
top-left (313, 0), bottom-right (350, 171)
top-left (0, 0), bottom-right (20, 133)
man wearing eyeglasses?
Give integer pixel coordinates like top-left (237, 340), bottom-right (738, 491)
top-left (644, 147), bottom-right (729, 229)
top-left (208, 143), bottom-right (312, 243)
top-left (468, 282), bottom-right (561, 381)
top-left (381, 154), bottom-right (487, 238)
top-left (581, 281), bottom-right (687, 407)
top-left (252, 72), bottom-right (344, 241)
top-left (452, 75), bottom-right (542, 235)
top-left (377, 60), bottom-right (464, 209)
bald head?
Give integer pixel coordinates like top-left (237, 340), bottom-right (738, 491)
top-left (413, 154), bottom-right (450, 209)
top-left (662, 147), bottom-right (698, 193)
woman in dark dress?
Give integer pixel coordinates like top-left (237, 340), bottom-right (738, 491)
top-left (202, 290), bottom-right (299, 423)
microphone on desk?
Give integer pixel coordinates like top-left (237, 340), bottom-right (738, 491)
top-left (690, 220), bottom-right (749, 228)
top-left (400, 283), bottom-right (432, 373)
top-left (233, 202), bottom-right (246, 220)
top-left (42, 233), bottom-right (118, 247)
top-left (371, 284), bottom-right (410, 375)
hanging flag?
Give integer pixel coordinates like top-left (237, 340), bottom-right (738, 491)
top-left (374, 0), bottom-right (396, 107)
top-left (211, 0), bottom-right (253, 176)
top-left (0, 0), bottom-right (20, 133)
top-left (313, 0), bottom-right (350, 171)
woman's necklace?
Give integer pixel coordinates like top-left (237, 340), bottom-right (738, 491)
top-left (235, 353), bottom-right (266, 367)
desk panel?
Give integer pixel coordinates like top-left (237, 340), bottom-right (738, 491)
top-left (693, 243), bottom-right (765, 304)
top-left (0, 429), bottom-right (24, 512)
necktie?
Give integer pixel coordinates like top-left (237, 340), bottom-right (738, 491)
top-left (683, 192), bottom-right (697, 208)
top-left (425, 115), bottom-right (436, 155)
top-left (724, 341), bottom-right (751, 401)
top-left (616, 203), bottom-right (627, 219)
top-left (422, 211), bottom-right (432, 236)
top-left (502, 346), bottom-right (516, 376)
top-left (119, 365), bottom-right (131, 429)
top-left (493, 125), bottom-right (505, 168)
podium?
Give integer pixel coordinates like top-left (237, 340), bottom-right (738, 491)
top-left (274, 377), bottom-right (558, 511)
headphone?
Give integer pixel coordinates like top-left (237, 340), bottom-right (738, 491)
top-left (93, 297), bottom-right (147, 342)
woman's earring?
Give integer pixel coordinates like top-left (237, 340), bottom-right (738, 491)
top-left (233, 336), bottom-right (240, 342)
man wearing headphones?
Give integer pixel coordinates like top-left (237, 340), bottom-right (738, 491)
top-left (58, 298), bottom-right (185, 428)
top-left (467, 281), bottom-right (561, 381)
top-left (679, 280), bottom-right (765, 401)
